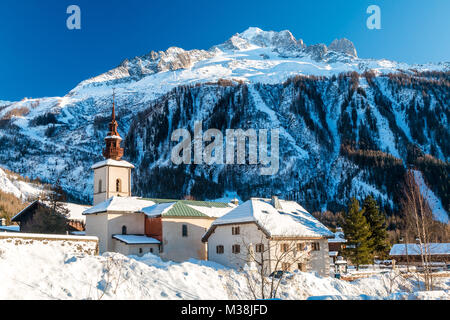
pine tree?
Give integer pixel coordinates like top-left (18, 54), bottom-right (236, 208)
top-left (362, 195), bottom-right (390, 259)
top-left (342, 197), bottom-right (373, 269)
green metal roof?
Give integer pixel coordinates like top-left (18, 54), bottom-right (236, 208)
top-left (141, 198), bottom-right (231, 218)
top-left (162, 202), bottom-right (208, 217)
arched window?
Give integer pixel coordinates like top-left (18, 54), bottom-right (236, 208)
top-left (116, 179), bottom-right (122, 192)
top-left (98, 179), bottom-right (102, 193)
top-left (122, 225), bottom-right (127, 235)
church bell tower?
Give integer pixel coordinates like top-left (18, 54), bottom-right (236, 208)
top-left (91, 92), bottom-right (134, 206)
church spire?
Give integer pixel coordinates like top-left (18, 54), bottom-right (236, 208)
top-left (102, 91), bottom-right (124, 160)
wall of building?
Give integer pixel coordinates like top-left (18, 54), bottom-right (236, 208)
top-left (112, 239), bottom-right (160, 257)
top-left (85, 212), bottom-right (145, 253)
top-left (106, 212), bottom-right (145, 252)
top-left (145, 216), bottom-right (162, 241)
top-left (93, 166), bottom-right (131, 206)
top-left (107, 166), bottom-right (130, 198)
top-left (207, 222), bottom-right (267, 270)
top-left (85, 214), bottom-right (109, 253)
top-left (160, 217), bottom-right (215, 262)
top-left (93, 166), bottom-right (108, 206)
top-left (305, 239), bottom-right (330, 277)
top-left (207, 223), bottom-right (330, 276)
top-left (0, 232), bottom-right (99, 255)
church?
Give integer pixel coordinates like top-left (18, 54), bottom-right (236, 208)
top-left (83, 97), bottom-right (332, 277)
top-left (82, 98), bottom-right (236, 261)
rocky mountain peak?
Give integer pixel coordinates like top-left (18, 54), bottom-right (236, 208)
top-left (328, 38), bottom-right (357, 57)
top-left (219, 27), bottom-right (305, 52)
top-left (305, 44), bottom-right (328, 61)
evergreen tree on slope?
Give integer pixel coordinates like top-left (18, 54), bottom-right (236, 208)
top-left (363, 195), bottom-right (390, 259)
top-left (342, 197), bottom-right (373, 269)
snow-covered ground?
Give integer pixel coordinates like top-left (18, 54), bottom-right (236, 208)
top-left (0, 241), bottom-right (448, 300)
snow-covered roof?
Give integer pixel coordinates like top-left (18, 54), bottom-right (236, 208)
top-left (328, 230), bottom-right (347, 243)
top-left (389, 243), bottom-right (450, 256)
top-left (329, 251), bottom-right (339, 257)
top-left (105, 135), bottom-right (122, 140)
top-left (187, 204), bottom-right (236, 218)
top-left (60, 202), bottom-right (91, 222)
top-left (83, 197), bottom-right (155, 215)
top-left (204, 198), bottom-right (333, 240)
top-left (12, 201), bottom-right (91, 222)
top-left (142, 202), bottom-right (175, 217)
top-left (91, 159), bottom-right (135, 170)
top-left (112, 234), bottom-right (161, 245)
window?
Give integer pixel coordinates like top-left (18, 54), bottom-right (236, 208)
top-left (139, 248), bottom-right (143, 254)
top-left (116, 179), bottom-right (122, 192)
top-left (312, 242), bottom-right (320, 251)
top-left (297, 243), bottom-right (305, 252)
top-left (182, 224), bottom-right (188, 237)
top-left (121, 225), bottom-right (127, 235)
top-left (281, 262), bottom-right (290, 271)
top-left (98, 179), bottom-right (102, 193)
top-left (149, 248), bottom-right (153, 253)
top-left (280, 243), bottom-right (289, 253)
top-left (232, 244), bottom-right (240, 254)
top-left (232, 226), bottom-right (240, 235)
top-left (216, 245), bottom-right (224, 254)
top-left (255, 243), bottom-right (264, 253)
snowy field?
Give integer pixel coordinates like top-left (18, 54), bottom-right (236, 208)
top-left (0, 241), bottom-right (448, 300)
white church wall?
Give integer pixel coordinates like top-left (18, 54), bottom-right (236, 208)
top-left (112, 239), bottom-right (160, 257)
top-left (106, 212), bottom-right (145, 252)
top-left (161, 217), bottom-right (214, 262)
top-left (85, 214), bottom-right (108, 253)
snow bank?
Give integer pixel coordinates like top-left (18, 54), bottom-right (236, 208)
top-left (0, 241), bottom-right (448, 300)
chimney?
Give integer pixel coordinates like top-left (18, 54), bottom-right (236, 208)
top-left (271, 195), bottom-right (282, 210)
top-left (230, 198), bottom-right (239, 206)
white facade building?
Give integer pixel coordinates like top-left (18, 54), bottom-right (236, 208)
top-left (202, 197), bottom-right (334, 277)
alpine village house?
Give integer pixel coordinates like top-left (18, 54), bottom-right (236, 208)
top-left (81, 98), bottom-right (333, 276)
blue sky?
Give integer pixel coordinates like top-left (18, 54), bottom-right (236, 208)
top-left (0, 0), bottom-right (449, 101)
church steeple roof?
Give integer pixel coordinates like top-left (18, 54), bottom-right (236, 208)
top-left (102, 92), bottom-right (124, 160)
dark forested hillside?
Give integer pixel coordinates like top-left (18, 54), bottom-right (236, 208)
top-left (124, 72), bottom-right (449, 218)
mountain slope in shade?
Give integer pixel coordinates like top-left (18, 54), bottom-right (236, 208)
top-left (0, 27), bottom-right (448, 220)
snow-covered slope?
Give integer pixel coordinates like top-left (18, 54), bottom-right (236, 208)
top-left (0, 27), bottom-right (448, 218)
top-left (413, 170), bottom-right (448, 224)
top-left (0, 240), bottom-right (448, 300)
top-left (0, 167), bottom-right (44, 200)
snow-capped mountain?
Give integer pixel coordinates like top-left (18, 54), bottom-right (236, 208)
top-left (0, 27), bottom-right (448, 221)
